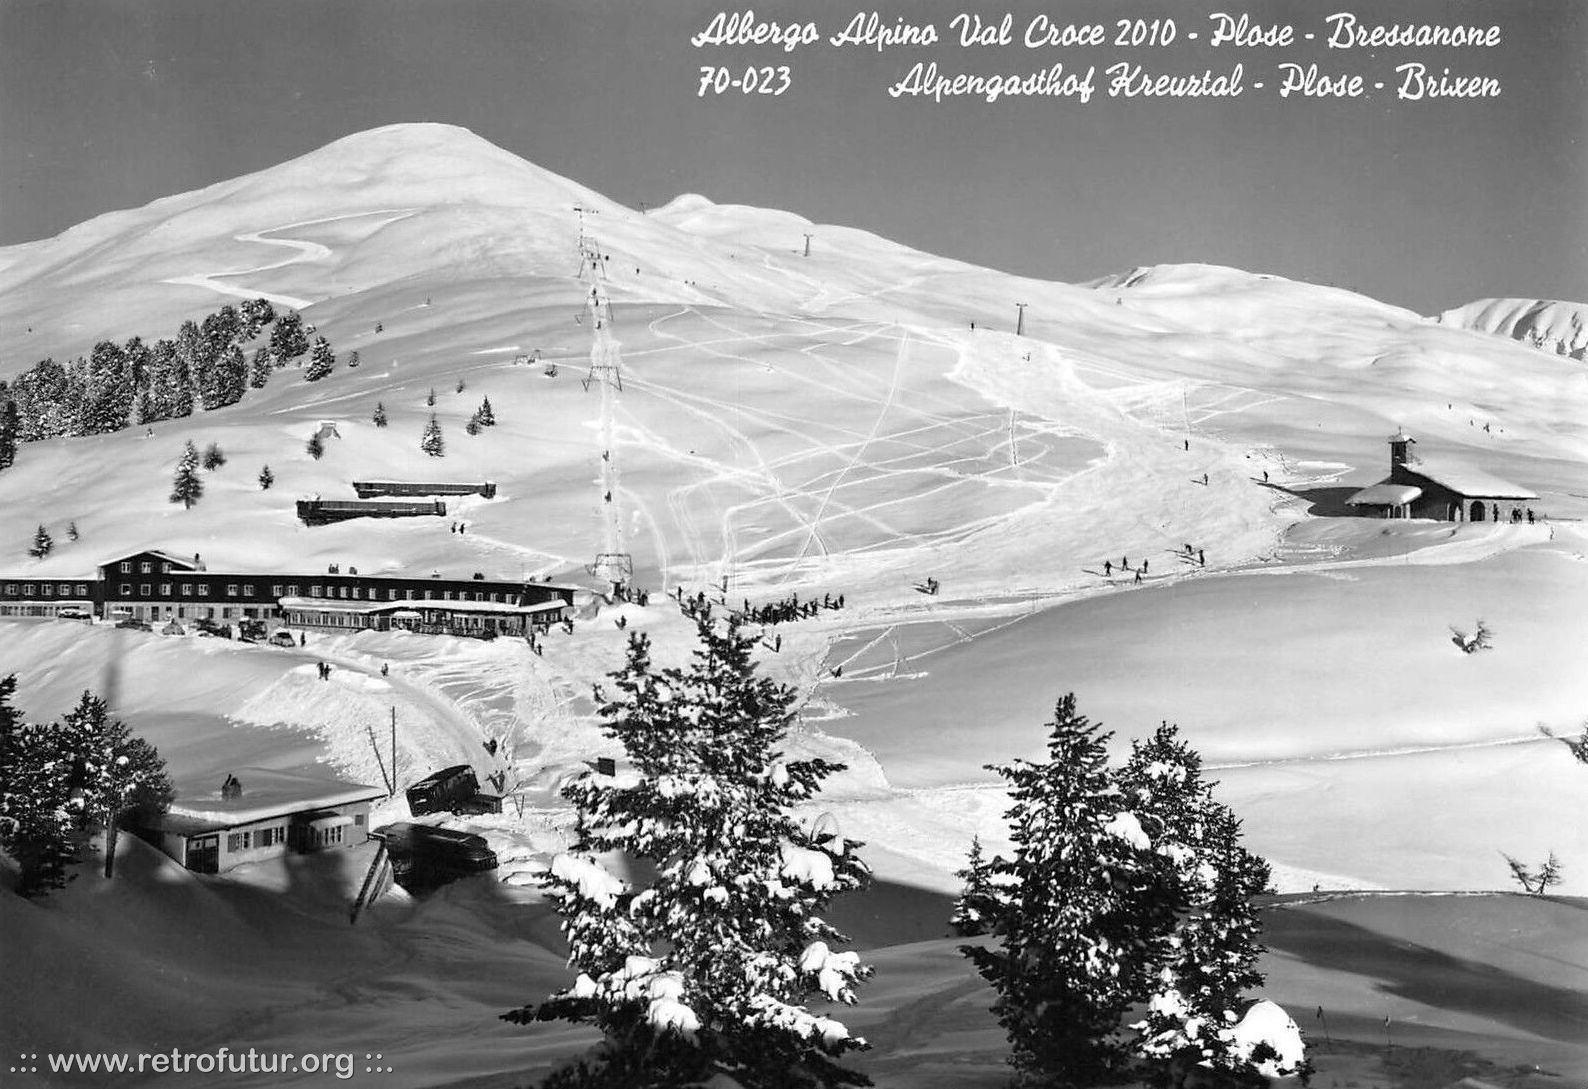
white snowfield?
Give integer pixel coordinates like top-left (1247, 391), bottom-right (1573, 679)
top-left (0, 123), bottom-right (1585, 1084)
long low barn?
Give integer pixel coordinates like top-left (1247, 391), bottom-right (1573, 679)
top-left (0, 549), bottom-right (578, 637)
top-left (352, 480), bottom-right (497, 499)
top-left (297, 498), bottom-right (447, 525)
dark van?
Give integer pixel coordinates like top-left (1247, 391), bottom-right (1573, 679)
top-left (405, 764), bottom-right (502, 816)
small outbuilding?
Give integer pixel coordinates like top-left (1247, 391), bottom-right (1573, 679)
top-left (138, 767), bottom-right (385, 874)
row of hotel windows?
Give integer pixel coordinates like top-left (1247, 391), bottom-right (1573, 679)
top-left (6, 580), bottom-right (536, 604)
top-left (110, 583), bottom-right (524, 603)
top-left (3, 583), bottom-right (91, 597)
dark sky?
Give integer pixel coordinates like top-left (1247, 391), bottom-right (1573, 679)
top-left (2, 0), bottom-right (1583, 314)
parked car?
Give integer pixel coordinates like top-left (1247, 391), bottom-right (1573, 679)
top-left (193, 618), bottom-right (232, 638)
top-left (237, 618), bottom-right (267, 642)
top-left (57, 607), bottom-right (92, 621)
top-left (268, 629), bottom-right (298, 648)
top-left (114, 617), bottom-right (152, 632)
top-left (373, 821), bottom-right (498, 888)
top-left (161, 619), bottom-right (186, 636)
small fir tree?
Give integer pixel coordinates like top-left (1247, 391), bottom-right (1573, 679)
top-left (466, 414), bottom-right (482, 436)
top-left (307, 432), bottom-right (325, 460)
top-left (170, 440), bottom-right (203, 509)
top-left (67, 521), bottom-right (80, 542)
top-left (28, 524), bottom-right (53, 559)
top-left (258, 465), bottom-right (275, 490)
top-left (950, 836), bottom-right (1001, 937)
top-left (305, 336), bottom-right (336, 381)
top-left (421, 414), bottom-right (444, 458)
top-left (347, 350), bottom-right (360, 368)
top-left (506, 615), bottom-right (874, 1089)
top-left (373, 402), bottom-right (388, 428)
top-left (426, 387), bottom-right (436, 407)
top-left (477, 396), bottom-right (496, 426)
top-left (455, 377), bottom-right (466, 393)
top-left (249, 347), bottom-right (274, 389)
top-left (202, 441), bottom-right (227, 470)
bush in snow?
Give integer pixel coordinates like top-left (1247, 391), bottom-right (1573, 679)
top-left (964, 696), bottom-right (1281, 1088)
top-left (1504, 851), bottom-right (1563, 895)
top-left (306, 432), bottom-right (325, 461)
top-left (202, 441), bottom-right (226, 471)
top-left (504, 614), bottom-right (874, 1088)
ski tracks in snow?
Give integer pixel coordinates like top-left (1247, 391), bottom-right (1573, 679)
top-left (162, 208), bottom-right (419, 309)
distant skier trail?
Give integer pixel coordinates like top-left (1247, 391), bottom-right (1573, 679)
top-left (162, 208), bottom-right (418, 309)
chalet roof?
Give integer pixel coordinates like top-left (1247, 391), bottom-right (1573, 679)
top-left (160, 767), bottom-right (385, 829)
top-left (1347, 484), bottom-right (1423, 506)
top-left (1403, 462), bottom-right (1537, 500)
top-left (108, 549), bottom-right (204, 571)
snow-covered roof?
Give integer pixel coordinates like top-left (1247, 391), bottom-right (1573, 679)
top-left (161, 767), bottom-right (385, 828)
top-left (1405, 462), bottom-right (1537, 500)
top-left (279, 595), bottom-right (568, 616)
top-left (1347, 484), bottom-right (1423, 506)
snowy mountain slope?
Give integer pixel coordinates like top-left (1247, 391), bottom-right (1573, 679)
top-left (1438, 296), bottom-right (1588, 361)
top-left (2, 120), bottom-right (1586, 1088)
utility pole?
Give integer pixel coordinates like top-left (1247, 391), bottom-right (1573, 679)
top-left (803, 233), bottom-right (813, 257)
top-left (1015, 303), bottom-right (1028, 336)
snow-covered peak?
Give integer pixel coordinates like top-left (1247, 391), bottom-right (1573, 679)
top-left (1437, 297), bottom-right (1588, 361)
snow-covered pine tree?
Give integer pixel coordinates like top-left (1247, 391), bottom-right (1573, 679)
top-left (28, 524), bottom-right (53, 559)
top-left (305, 337), bottom-right (336, 381)
top-left (465, 413), bottom-right (482, 436)
top-left (54, 691), bottom-right (172, 879)
top-left (1121, 723), bottom-right (1272, 1076)
top-left (306, 432), bottom-right (325, 460)
top-left (81, 340), bottom-right (134, 434)
top-left (0, 675), bottom-right (78, 896)
top-left (67, 521), bottom-right (79, 542)
top-left (269, 310), bottom-right (309, 362)
top-left (202, 343), bottom-right (247, 410)
top-left (477, 396), bottom-right (496, 426)
top-left (202, 441), bottom-right (227, 470)
top-left (421, 414), bottom-right (444, 457)
top-left (507, 615), bottom-right (874, 1089)
top-left (238, 297), bottom-right (276, 340)
top-left (950, 835), bottom-right (1001, 937)
top-left (373, 402), bottom-right (388, 428)
top-left (258, 465), bottom-right (274, 490)
top-left (0, 397), bottom-right (18, 471)
top-left (170, 440), bottom-right (203, 508)
top-left (964, 693), bottom-right (1179, 1087)
top-left (249, 347), bottom-right (274, 389)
